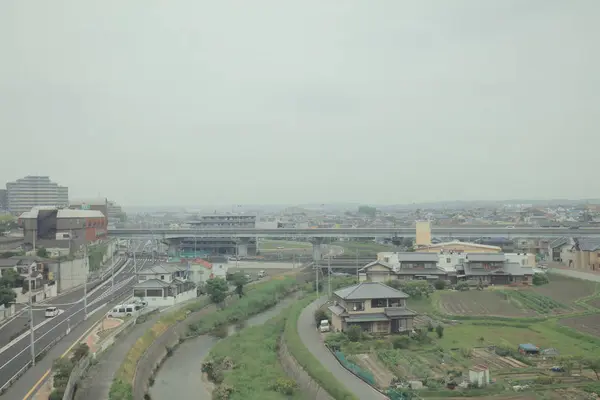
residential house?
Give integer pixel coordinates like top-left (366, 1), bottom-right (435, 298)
top-left (365, 253), bottom-right (453, 282)
top-left (456, 253), bottom-right (533, 285)
top-left (133, 264), bottom-right (196, 306)
top-left (573, 238), bottom-right (600, 271)
top-left (328, 282), bottom-right (417, 334)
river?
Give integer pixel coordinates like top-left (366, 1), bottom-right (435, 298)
top-left (149, 296), bottom-right (299, 400)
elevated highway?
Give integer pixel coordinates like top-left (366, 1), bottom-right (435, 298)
top-left (108, 227), bottom-right (600, 239)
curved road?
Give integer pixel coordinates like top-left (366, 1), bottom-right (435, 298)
top-left (298, 296), bottom-right (386, 400)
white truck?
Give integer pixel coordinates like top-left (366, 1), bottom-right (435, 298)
top-left (319, 319), bottom-right (330, 333)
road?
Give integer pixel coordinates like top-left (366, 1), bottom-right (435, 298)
top-left (298, 296), bottom-right (386, 400)
top-left (0, 256), bottom-right (148, 396)
top-left (0, 258), bottom-right (127, 350)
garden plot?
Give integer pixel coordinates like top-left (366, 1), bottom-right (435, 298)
top-left (532, 274), bottom-right (598, 305)
top-left (471, 348), bottom-right (527, 369)
top-left (559, 314), bottom-right (600, 337)
top-left (500, 290), bottom-right (576, 315)
top-left (439, 291), bottom-right (535, 317)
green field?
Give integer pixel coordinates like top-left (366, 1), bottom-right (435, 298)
top-left (333, 241), bottom-right (392, 257)
top-left (259, 240), bottom-right (312, 251)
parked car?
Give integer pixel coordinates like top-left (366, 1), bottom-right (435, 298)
top-left (258, 270), bottom-right (266, 278)
top-left (45, 307), bottom-right (59, 318)
top-left (319, 319), bottom-right (330, 333)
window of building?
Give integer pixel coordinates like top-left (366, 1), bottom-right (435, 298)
top-left (371, 299), bottom-right (387, 308)
top-left (160, 275), bottom-right (165, 280)
top-left (147, 289), bottom-right (163, 297)
top-left (349, 302), bottom-right (364, 311)
top-left (446, 258), bottom-right (451, 263)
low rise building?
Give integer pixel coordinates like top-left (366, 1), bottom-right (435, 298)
top-left (328, 282), bottom-right (417, 334)
top-left (415, 241), bottom-right (502, 254)
top-left (133, 264), bottom-right (196, 307)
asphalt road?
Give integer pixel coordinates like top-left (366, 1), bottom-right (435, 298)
top-left (298, 296), bottom-right (386, 400)
top-left (0, 259), bottom-right (128, 350)
top-left (0, 257), bottom-right (148, 395)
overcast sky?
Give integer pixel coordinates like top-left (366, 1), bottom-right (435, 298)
top-left (1, 1), bottom-right (598, 207)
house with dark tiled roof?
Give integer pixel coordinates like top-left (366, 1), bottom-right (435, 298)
top-left (133, 263), bottom-right (196, 306)
top-left (328, 282), bottom-right (416, 335)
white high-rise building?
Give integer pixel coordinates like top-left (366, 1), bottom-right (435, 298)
top-left (6, 176), bottom-right (69, 215)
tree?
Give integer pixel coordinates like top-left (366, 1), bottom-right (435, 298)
top-left (71, 343), bottom-right (89, 363)
top-left (358, 205), bottom-right (377, 218)
top-left (314, 309), bottom-right (328, 327)
top-left (205, 278), bottom-right (229, 304)
top-left (0, 288), bottom-right (16, 308)
top-left (392, 336), bottom-right (410, 349)
top-left (36, 247), bottom-right (48, 258)
top-left (232, 272), bottom-right (247, 298)
top-left (436, 325), bottom-right (444, 339)
top-left (0, 269), bottom-right (19, 288)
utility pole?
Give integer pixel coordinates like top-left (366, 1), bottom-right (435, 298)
top-left (356, 250), bottom-right (359, 281)
top-left (83, 245), bottom-right (88, 320)
top-left (28, 262), bottom-right (35, 367)
top-left (315, 260), bottom-right (319, 298)
top-left (327, 254), bottom-right (331, 298)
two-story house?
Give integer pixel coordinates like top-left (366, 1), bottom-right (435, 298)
top-left (359, 253), bottom-right (451, 283)
top-left (133, 264), bottom-right (197, 306)
top-left (328, 282), bottom-right (417, 335)
top-left (457, 253), bottom-right (533, 285)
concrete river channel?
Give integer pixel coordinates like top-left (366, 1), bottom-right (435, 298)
top-left (149, 296), bottom-right (299, 399)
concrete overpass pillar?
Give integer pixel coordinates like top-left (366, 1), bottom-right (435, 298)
top-left (311, 238), bottom-right (324, 262)
top-left (167, 242), bottom-right (179, 257)
top-left (236, 238), bottom-right (250, 257)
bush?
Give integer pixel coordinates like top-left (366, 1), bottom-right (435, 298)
top-left (314, 309), bottom-right (328, 327)
top-left (533, 273), bottom-right (549, 286)
top-left (433, 280), bottom-right (446, 290)
top-left (272, 378), bottom-right (297, 395)
top-left (392, 336), bottom-right (410, 349)
top-left (435, 325), bottom-right (444, 338)
top-left (346, 325), bottom-right (362, 342)
top-left (108, 380), bottom-right (133, 400)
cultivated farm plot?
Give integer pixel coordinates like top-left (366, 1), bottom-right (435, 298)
top-left (532, 274), bottom-right (598, 305)
top-left (439, 291), bottom-right (536, 317)
top-left (471, 348), bottom-right (527, 369)
top-left (500, 289), bottom-right (576, 315)
top-left (559, 314), bottom-right (600, 337)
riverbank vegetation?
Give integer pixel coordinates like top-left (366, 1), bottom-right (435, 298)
top-left (109, 276), bottom-right (301, 400)
top-left (203, 308), bottom-right (303, 400)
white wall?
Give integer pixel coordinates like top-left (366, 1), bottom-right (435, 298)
top-left (505, 253), bottom-right (536, 267)
top-left (53, 258), bottom-right (89, 292)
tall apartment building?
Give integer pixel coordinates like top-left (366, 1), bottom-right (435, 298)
top-left (6, 176), bottom-right (69, 215)
top-left (0, 189), bottom-right (7, 211)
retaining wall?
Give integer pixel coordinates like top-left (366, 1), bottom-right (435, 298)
top-left (278, 337), bottom-right (333, 400)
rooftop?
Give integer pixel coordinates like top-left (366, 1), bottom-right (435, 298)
top-left (57, 209), bottom-right (105, 219)
top-left (334, 282), bottom-right (409, 300)
top-left (465, 253), bottom-right (505, 262)
top-left (396, 252), bottom-right (439, 262)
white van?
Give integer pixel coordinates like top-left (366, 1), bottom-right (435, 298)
top-left (45, 307), bottom-right (59, 318)
top-left (108, 303), bottom-right (141, 318)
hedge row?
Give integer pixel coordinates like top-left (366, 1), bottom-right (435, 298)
top-left (283, 296), bottom-right (359, 400)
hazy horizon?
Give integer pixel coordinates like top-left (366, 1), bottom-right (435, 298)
top-left (2, 0), bottom-right (598, 206)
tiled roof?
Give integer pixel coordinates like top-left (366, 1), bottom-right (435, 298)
top-left (334, 282), bottom-right (409, 300)
top-left (345, 313), bottom-right (389, 323)
top-left (384, 307), bottom-right (417, 317)
top-left (576, 238), bottom-right (600, 252)
top-left (358, 260), bottom-right (393, 272)
top-left (133, 279), bottom-right (170, 289)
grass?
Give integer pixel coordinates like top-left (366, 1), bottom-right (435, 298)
top-left (437, 321), bottom-right (600, 358)
top-left (499, 290), bottom-right (572, 314)
top-left (284, 296), bottom-right (359, 400)
top-left (187, 277), bottom-right (299, 335)
top-left (259, 240), bottom-right (312, 250)
top-left (333, 241), bottom-right (392, 257)
top-left (206, 307), bottom-right (305, 400)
